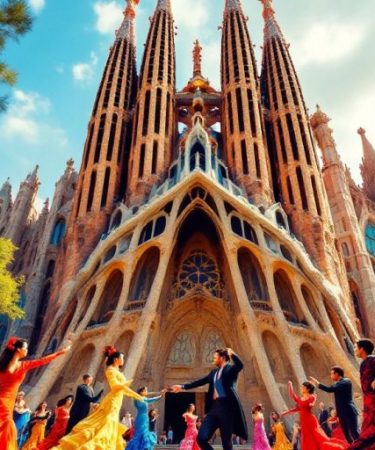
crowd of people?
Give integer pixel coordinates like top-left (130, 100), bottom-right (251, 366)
top-left (0, 335), bottom-right (374, 450)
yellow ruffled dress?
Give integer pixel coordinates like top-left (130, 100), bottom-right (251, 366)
top-left (22, 417), bottom-right (48, 450)
top-left (51, 366), bottom-right (144, 450)
top-left (272, 421), bottom-right (292, 450)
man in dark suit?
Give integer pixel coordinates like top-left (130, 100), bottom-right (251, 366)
top-left (65, 373), bottom-right (103, 434)
top-left (171, 348), bottom-right (248, 450)
top-left (310, 366), bottom-right (359, 443)
top-left (318, 402), bottom-right (331, 437)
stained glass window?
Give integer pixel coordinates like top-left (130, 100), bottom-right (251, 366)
top-left (365, 223), bottom-right (375, 257)
top-left (171, 250), bottom-right (225, 299)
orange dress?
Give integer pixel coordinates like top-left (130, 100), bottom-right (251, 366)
top-left (0, 351), bottom-right (65, 450)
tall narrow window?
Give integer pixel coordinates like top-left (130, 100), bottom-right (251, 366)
top-left (165, 93), bottom-right (171, 135)
top-left (94, 114), bottom-right (106, 163)
top-left (241, 140), bottom-right (249, 175)
top-left (84, 123), bottom-right (95, 169)
top-left (277, 119), bottom-right (287, 163)
top-left (236, 88), bottom-right (244, 132)
top-left (227, 93), bottom-right (234, 134)
top-left (311, 176), bottom-right (321, 216)
top-left (142, 91), bottom-right (151, 136)
top-left (106, 114), bottom-right (118, 161)
top-left (287, 176), bottom-right (295, 205)
top-left (101, 167), bottom-right (111, 208)
top-left (286, 113), bottom-right (299, 160)
top-left (298, 115), bottom-right (311, 165)
top-left (139, 144), bottom-right (146, 178)
top-left (152, 141), bottom-right (158, 174)
top-left (254, 143), bottom-right (261, 178)
top-left (87, 171), bottom-right (97, 212)
top-left (247, 89), bottom-right (256, 137)
top-left (154, 88), bottom-right (162, 134)
top-left (296, 167), bottom-right (308, 210)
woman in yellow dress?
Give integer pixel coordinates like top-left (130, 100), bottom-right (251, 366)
top-left (22, 401), bottom-right (51, 450)
top-left (271, 411), bottom-right (292, 450)
top-left (51, 346), bottom-right (144, 450)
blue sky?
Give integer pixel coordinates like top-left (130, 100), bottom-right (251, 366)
top-left (1, 0), bottom-right (374, 208)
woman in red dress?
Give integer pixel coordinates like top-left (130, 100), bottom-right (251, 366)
top-left (37, 395), bottom-right (73, 450)
top-left (179, 403), bottom-right (200, 450)
top-left (0, 337), bottom-right (70, 450)
top-left (282, 381), bottom-right (348, 450)
top-left (328, 409), bottom-right (347, 442)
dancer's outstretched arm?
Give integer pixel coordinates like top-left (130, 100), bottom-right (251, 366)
top-left (288, 381), bottom-right (299, 403)
top-left (22, 346), bottom-right (71, 372)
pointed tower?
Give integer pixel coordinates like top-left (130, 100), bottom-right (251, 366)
top-left (0, 178), bottom-right (12, 226)
top-left (127, 0), bottom-right (176, 205)
top-left (221, 0), bottom-right (272, 204)
top-left (260, 0), bottom-right (337, 274)
top-left (4, 166), bottom-right (40, 246)
top-left (58, 0), bottom-right (139, 284)
top-left (311, 107), bottom-right (375, 336)
top-left (359, 128), bottom-right (375, 203)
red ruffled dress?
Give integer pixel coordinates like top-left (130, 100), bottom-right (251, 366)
top-left (284, 382), bottom-right (348, 450)
top-left (0, 352), bottom-right (65, 450)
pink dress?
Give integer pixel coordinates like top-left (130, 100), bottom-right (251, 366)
top-left (179, 414), bottom-right (199, 450)
top-left (252, 415), bottom-right (271, 450)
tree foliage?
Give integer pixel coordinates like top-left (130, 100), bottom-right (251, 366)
top-left (0, 237), bottom-right (24, 319)
top-left (0, 0), bottom-right (32, 111)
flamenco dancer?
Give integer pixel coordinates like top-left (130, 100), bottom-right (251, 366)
top-left (271, 411), bottom-right (292, 450)
top-left (22, 401), bottom-right (51, 450)
top-left (348, 339), bottom-right (375, 450)
top-left (51, 346), bottom-right (144, 450)
top-left (0, 337), bottom-right (71, 450)
top-left (126, 386), bottom-right (165, 450)
top-left (310, 366), bottom-right (359, 443)
top-left (282, 380), bottom-right (347, 449)
top-left (179, 403), bottom-right (199, 450)
top-left (171, 348), bottom-right (248, 450)
top-left (251, 404), bottom-right (271, 450)
top-left (37, 395), bottom-right (73, 450)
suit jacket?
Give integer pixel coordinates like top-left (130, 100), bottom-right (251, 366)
top-left (318, 378), bottom-right (358, 417)
top-left (70, 384), bottom-right (103, 421)
top-left (182, 353), bottom-right (248, 440)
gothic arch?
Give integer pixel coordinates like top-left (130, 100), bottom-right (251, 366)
top-left (50, 218), bottom-right (66, 246)
top-left (128, 247), bottom-right (160, 304)
top-left (29, 281), bottom-right (51, 353)
top-left (238, 247), bottom-right (269, 305)
top-left (274, 269), bottom-right (306, 325)
top-left (348, 279), bottom-right (368, 336)
top-left (114, 330), bottom-right (134, 356)
top-left (77, 285), bottom-right (97, 327)
top-left (89, 269), bottom-right (123, 326)
top-left (63, 343), bottom-right (96, 384)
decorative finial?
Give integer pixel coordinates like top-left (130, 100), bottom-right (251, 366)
top-left (116, 0), bottom-right (138, 42)
top-left (193, 40), bottom-right (202, 77)
top-left (259, 0), bottom-right (275, 20)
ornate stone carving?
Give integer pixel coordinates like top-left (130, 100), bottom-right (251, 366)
top-left (203, 331), bottom-right (225, 364)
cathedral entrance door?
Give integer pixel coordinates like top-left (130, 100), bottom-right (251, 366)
top-left (164, 392), bottom-right (196, 443)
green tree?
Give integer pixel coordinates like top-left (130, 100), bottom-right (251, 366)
top-left (0, 237), bottom-right (24, 319)
top-left (0, 0), bottom-right (32, 111)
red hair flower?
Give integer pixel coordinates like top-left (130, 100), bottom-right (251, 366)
top-left (105, 346), bottom-right (117, 357)
top-left (6, 336), bottom-right (19, 351)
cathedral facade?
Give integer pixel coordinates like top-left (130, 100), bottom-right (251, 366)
top-left (1, 0), bottom-right (375, 438)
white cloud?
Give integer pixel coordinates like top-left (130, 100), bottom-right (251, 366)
top-left (172, 0), bottom-right (209, 30)
top-left (292, 20), bottom-right (366, 67)
top-left (93, 1), bottom-right (123, 34)
top-left (72, 52), bottom-right (98, 84)
top-left (0, 90), bottom-right (67, 147)
top-left (29, 0), bottom-right (45, 13)
top-left (35, 196), bottom-right (45, 214)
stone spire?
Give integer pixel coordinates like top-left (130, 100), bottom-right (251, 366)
top-left (26, 165), bottom-right (40, 186)
top-left (359, 127), bottom-right (375, 203)
top-left (54, 0), bottom-right (139, 286)
top-left (127, 0), bottom-right (176, 205)
top-left (116, 0), bottom-right (138, 43)
top-left (260, 3), bottom-right (337, 275)
top-left (221, 0), bottom-right (272, 205)
top-left (156, 0), bottom-right (171, 10)
top-left (193, 40), bottom-right (202, 77)
top-left (259, 0), bottom-right (283, 40)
